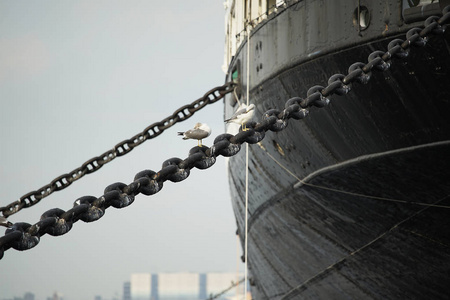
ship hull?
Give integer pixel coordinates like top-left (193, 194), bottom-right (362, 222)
top-left (244, 141), bottom-right (450, 299)
top-left (224, 1), bottom-right (450, 299)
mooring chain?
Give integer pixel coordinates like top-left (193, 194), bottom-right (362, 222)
top-left (0, 6), bottom-right (448, 260)
top-left (0, 82), bottom-right (236, 219)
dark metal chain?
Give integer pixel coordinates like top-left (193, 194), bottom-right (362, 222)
top-left (0, 6), bottom-right (448, 260)
top-left (0, 82), bottom-right (235, 218)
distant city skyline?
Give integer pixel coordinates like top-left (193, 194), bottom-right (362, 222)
top-left (1, 292), bottom-right (36, 300)
top-left (0, 292), bottom-right (63, 300)
top-left (128, 272), bottom-right (244, 300)
top-left (2, 272), bottom-right (244, 300)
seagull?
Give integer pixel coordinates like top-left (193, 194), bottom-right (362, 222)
top-left (225, 103), bottom-right (255, 131)
top-left (178, 122), bottom-right (211, 147)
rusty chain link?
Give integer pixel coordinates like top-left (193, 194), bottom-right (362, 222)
top-left (0, 6), bottom-right (449, 260)
top-left (0, 82), bottom-right (235, 218)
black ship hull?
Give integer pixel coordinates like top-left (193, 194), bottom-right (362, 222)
top-left (224, 1), bottom-right (450, 299)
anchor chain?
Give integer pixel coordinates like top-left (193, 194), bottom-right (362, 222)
top-left (0, 6), bottom-right (449, 260)
top-left (0, 82), bottom-right (235, 218)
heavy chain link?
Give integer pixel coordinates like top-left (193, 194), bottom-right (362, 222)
top-left (0, 6), bottom-right (449, 260)
top-left (0, 82), bottom-right (235, 218)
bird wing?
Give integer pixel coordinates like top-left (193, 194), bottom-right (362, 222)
top-left (225, 107), bottom-right (248, 122)
top-left (184, 128), bottom-right (209, 140)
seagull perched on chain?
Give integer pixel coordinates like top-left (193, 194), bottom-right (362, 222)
top-left (178, 122), bottom-right (211, 147)
top-left (225, 103), bottom-right (255, 131)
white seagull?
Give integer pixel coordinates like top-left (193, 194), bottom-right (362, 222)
top-left (225, 103), bottom-right (255, 131)
top-left (178, 122), bottom-right (211, 147)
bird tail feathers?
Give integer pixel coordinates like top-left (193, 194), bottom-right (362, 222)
top-left (178, 132), bottom-right (189, 140)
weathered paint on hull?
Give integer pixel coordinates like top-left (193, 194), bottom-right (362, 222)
top-left (224, 2), bottom-right (450, 298)
top-left (245, 142), bottom-right (450, 299)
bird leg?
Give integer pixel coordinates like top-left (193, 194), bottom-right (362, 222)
top-left (198, 139), bottom-right (203, 147)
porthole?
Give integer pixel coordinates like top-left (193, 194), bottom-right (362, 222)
top-left (353, 6), bottom-right (370, 31)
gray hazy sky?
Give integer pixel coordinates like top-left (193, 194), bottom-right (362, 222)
top-left (0, 2), bottom-right (241, 299)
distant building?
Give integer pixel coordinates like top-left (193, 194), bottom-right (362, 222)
top-left (151, 274), bottom-right (158, 300)
top-left (131, 273), bottom-right (152, 300)
top-left (158, 272), bottom-right (199, 300)
top-left (199, 274), bottom-right (207, 300)
top-left (24, 293), bottom-right (35, 300)
top-left (46, 291), bottom-right (63, 300)
top-left (123, 281), bottom-right (131, 300)
top-left (206, 272), bottom-right (240, 299)
top-left (127, 272), bottom-right (243, 300)
top-left (95, 296), bottom-right (102, 300)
